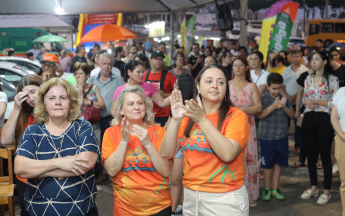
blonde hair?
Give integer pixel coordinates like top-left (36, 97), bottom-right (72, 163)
top-left (111, 85), bottom-right (155, 126)
top-left (34, 78), bottom-right (81, 123)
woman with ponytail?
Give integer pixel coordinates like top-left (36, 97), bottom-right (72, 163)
top-left (250, 51), bottom-right (270, 95)
top-left (300, 51), bottom-right (339, 205)
top-left (111, 60), bottom-right (170, 117)
top-left (161, 65), bottom-right (251, 215)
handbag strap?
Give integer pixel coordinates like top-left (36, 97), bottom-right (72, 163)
top-left (255, 70), bottom-right (264, 84)
top-left (83, 84), bottom-right (94, 98)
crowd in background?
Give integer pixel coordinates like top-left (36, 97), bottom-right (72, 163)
top-left (0, 36), bottom-right (345, 216)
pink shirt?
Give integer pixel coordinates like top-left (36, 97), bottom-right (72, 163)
top-left (113, 82), bottom-right (158, 100)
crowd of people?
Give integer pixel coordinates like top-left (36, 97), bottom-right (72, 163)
top-left (0, 37), bottom-right (344, 216)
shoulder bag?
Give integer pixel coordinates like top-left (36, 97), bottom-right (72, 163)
top-left (83, 84), bottom-right (101, 124)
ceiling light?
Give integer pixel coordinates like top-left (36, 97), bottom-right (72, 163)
top-left (55, 7), bottom-right (64, 14)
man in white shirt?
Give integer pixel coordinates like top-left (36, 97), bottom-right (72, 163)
top-left (90, 64), bottom-right (121, 78)
top-left (89, 50), bottom-right (121, 78)
top-left (26, 44), bottom-right (40, 60)
top-left (282, 50), bottom-right (308, 153)
top-left (282, 50), bottom-right (308, 106)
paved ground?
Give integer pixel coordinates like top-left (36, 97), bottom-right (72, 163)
top-left (11, 134), bottom-right (343, 216)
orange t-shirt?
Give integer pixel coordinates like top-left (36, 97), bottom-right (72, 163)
top-left (16, 114), bottom-right (36, 184)
top-left (102, 125), bottom-right (172, 216)
top-left (177, 106), bottom-right (250, 193)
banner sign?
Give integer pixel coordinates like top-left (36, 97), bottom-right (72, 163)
top-left (258, 0), bottom-right (292, 63)
top-left (185, 16), bottom-right (196, 55)
top-left (268, 2), bottom-right (299, 55)
top-left (180, 14), bottom-right (186, 55)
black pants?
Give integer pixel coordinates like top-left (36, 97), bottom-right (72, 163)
top-left (100, 115), bottom-right (113, 145)
top-left (293, 105), bottom-right (303, 149)
top-left (85, 206), bottom-right (99, 216)
top-left (15, 177), bottom-right (30, 216)
top-left (302, 112), bottom-right (334, 189)
top-left (151, 206), bottom-right (172, 216)
top-left (97, 115), bottom-right (113, 179)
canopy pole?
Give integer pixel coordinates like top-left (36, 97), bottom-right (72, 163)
top-left (170, 11), bottom-right (175, 60)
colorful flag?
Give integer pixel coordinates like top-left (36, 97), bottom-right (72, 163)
top-left (185, 16), bottom-right (196, 55)
top-left (268, 2), bottom-right (299, 54)
top-left (259, 0), bottom-right (292, 63)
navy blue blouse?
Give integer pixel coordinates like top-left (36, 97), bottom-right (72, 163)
top-left (15, 119), bottom-right (100, 216)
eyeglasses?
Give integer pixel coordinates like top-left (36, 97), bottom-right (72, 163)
top-left (42, 62), bottom-right (56, 68)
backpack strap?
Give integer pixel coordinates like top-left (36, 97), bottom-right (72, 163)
top-left (144, 70), bottom-right (151, 82)
top-left (160, 70), bottom-right (168, 90)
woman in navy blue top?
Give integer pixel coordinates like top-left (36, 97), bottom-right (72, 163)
top-left (14, 78), bottom-right (100, 216)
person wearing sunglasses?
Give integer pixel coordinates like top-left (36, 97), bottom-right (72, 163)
top-left (41, 54), bottom-right (64, 82)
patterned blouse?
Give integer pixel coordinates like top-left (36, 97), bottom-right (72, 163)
top-left (302, 74), bottom-right (339, 114)
top-left (15, 120), bottom-right (100, 216)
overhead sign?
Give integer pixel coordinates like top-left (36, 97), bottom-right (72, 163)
top-left (259, 0), bottom-right (292, 63)
top-left (268, 2), bottom-right (299, 54)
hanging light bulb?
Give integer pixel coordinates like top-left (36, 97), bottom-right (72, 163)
top-left (55, 6), bottom-right (64, 14)
top-left (55, 0), bottom-right (64, 14)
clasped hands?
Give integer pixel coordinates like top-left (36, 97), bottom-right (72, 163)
top-left (272, 94), bottom-right (287, 110)
top-left (303, 99), bottom-right (317, 111)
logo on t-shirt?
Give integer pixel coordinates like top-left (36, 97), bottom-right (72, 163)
top-left (146, 81), bottom-right (161, 90)
top-left (123, 146), bottom-right (156, 172)
top-left (181, 127), bottom-right (214, 154)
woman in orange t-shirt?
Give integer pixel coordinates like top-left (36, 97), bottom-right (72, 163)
top-left (161, 65), bottom-right (251, 216)
top-left (1, 75), bottom-right (42, 216)
top-left (102, 85), bottom-right (173, 216)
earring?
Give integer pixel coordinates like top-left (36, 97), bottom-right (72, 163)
top-left (196, 92), bottom-right (200, 100)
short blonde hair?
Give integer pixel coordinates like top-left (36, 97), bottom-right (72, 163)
top-left (111, 85), bottom-right (155, 126)
top-left (34, 78), bottom-right (81, 123)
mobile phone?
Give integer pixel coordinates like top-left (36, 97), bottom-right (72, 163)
top-left (279, 94), bottom-right (283, 100)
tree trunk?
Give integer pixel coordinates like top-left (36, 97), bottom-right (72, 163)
top-left (312, 8), bottom-right (316, 19)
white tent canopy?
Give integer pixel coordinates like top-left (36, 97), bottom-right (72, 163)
top-left (0, 15), bottom-right (70, 28)
top-left (0, 0), bottom-right (217, 14)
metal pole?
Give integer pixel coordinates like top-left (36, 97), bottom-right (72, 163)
top-left (170, 11), bottom-right (174, 59)
top-left (239, 0), bottom-right (248, 48)
top-left (325, 0), bottom-right (329, 18)
top-left (71, 26), bottom-right (74, 51)
top-left (303, 0), bottom-right (306, 39)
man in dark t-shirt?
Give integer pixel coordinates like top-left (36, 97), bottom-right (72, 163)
top-left (113, 47), bottom-right (126, 79)
top-left (188, 43), bottom-right (204, 78)
top-left (71, 45), bottom-right (87, 71)
top-left (330, 51), bottom-right (345, 88)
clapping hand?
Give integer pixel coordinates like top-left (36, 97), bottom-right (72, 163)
top-left (121, 117), bottom-right (130, 144)
top-left (182, 97), bottom-right (206, 124)
top-left (279, 94), bottom-right (287, 108)
top-left (273, 97), bottom-right (283, 109)
top-left (170, 89), bottom-right (186, 121)
top-left (133, 125), bottom-right (151, 148)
